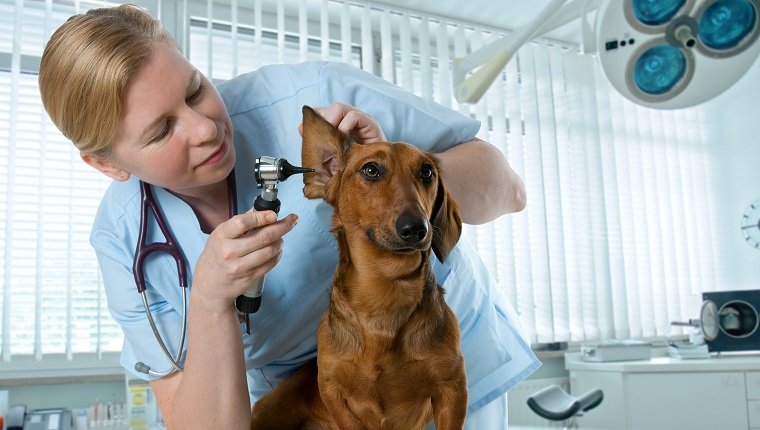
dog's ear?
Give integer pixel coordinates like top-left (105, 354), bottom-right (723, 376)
top-left (301, 105), bottom-right (351, 201)
top-left (431, 171), bottom-right (462, 262)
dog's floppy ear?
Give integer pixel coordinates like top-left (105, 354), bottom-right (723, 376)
top-left (431, 170), bottom-right (462, 262)
top-left (301, 105), bottom-right (351, 202)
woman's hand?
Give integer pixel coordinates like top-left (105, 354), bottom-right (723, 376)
top-left (192, 209), bottom-right (298, 313)
top-left (299, 102), bottom-right (386, 144)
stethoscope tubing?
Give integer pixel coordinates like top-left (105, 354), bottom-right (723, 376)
top-left (134, 180), bottom-right (190, 377)
top-left (139, 287), bottom-right (187, 377)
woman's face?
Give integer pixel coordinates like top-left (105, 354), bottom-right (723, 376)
top-left (88, 42), bottom-right (235, 198)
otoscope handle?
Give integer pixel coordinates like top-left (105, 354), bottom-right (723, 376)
top-left (235, 294), bottom-right (262, 313)
top-left (235, 195), bottom-right (281, 331)
top-left (253, 195), bottom-right (280, 213)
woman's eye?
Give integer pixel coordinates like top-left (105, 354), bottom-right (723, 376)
top-left (149, 119), bottom-right (172, 144)
top-left (187, 82), bottom-right (205, 103)
top-left (361, 163), bottom-right (381, 179)
top-left (420, 164), bottom-right (434, 182)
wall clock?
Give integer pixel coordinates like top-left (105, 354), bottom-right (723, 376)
top-left (741, 199), bottom-right (760, 249)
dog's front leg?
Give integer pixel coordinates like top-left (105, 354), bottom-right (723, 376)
top-left (431, 385), bottom-right (468, 430)
top-left (319, 383), bottom-right (367, 430)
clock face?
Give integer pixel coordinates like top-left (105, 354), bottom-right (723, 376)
top-left (741, 200), bottom-right (760, 250)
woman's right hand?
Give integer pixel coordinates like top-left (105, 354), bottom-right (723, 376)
top-left (192, 209), bottom-right (298, 313)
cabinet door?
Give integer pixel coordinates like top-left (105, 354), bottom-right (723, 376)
top-left (748, 372), bottom-right (760, 400)
top-left (570, 370), bottom-right (627, 430)
top-left (628, 372), bottom-right (748, 430)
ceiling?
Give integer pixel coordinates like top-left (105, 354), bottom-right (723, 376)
top-left (371, 0), bottom-right (584, 44)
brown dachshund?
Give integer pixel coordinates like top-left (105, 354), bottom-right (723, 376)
top-left (250, 106), bottom-right (467, 430)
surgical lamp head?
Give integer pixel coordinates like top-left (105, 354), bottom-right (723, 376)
top-left (598, 0), bottom-right (760, 109)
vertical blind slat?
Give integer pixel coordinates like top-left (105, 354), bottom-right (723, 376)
top-left (435, 23), bottom-right (450, 107)
top-left (520, 45), bottom-right (555, 342)
top-left (299, 0), bottom-right (308, 62)
top-left (417, 17), bottom-right (431, 100)
top-left (577, 53), bottom-right (609, 340)
top-left (340, 2), bottom-right (351, 63)
top-left (206, 0), bottom-right (213, 79)
top-left (398, 13), bottom-right (412, 92)
top-left (320, 0), bottom-right (329, 60)
top-left (254, 0), bottom-right (262, 68)
top-left (231, 0), bottom-right (238, 77)
top-left (360, 5), bottom-right (372, 73)
top-left (277, 0), bottom-right (285, 64)
top-left (380, 9), bottom-right (393, 82)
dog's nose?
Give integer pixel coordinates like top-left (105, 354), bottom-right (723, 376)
top-left (396, 214), bottom-right (429, 243)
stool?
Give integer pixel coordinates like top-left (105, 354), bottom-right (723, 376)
top-left (526, 384), bottom-right (604, 429)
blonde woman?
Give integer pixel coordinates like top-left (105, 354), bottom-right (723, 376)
top-left (39, 4), bottom-right (538, 429)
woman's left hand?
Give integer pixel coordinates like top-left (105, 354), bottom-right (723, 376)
top-left (299, 102), bottom-right (386, 144)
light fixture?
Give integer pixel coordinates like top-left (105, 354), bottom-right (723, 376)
top-left (452, 0), bottom-right (760, 109)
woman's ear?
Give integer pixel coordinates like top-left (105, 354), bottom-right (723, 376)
top-left (80, 152), bottom-right (130, 182)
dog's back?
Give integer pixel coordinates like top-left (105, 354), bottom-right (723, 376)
top-left (250, 107), bottom-right (467, 430)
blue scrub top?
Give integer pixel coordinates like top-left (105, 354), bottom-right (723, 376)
top-left (91, 61), bottom-right (539, 414)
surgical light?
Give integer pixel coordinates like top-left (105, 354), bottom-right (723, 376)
top-left (452, 0), bottom-right (760, 109)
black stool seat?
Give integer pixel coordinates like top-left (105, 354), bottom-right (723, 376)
top-left (526, 384), bottom-right (604, 421)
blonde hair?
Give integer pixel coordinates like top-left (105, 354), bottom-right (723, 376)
top-left (39, 4), bottom-right (178, 156)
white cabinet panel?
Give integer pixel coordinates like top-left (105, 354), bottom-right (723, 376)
top-left (748, 372), bottom-right (760, 400)
top-left (749, 400), bottom-right (760, 428)
top-left (627, 372), bottom-right (747, 430)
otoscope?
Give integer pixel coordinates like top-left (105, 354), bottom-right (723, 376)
top-left (236, 156), bottom-right (313, 334)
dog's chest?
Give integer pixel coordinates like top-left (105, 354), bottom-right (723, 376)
top-left (332, 354), bottom-right (434, 428)
top-left (335, 351), bottom-right (432, 401)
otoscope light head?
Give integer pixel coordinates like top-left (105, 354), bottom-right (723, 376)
top-left (254, 156), bottom-right (314, 187)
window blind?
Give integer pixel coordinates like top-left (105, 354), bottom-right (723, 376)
top-left (1, 0), bottom-right (121, 364)
top-left (1, 0), bottom-right (719, 370)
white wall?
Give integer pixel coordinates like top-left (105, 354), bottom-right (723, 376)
top-left (703, 59), bottom-right (760, 292)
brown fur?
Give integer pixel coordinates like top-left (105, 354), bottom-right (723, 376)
top-left (250, 106), bottom-right (467, 430)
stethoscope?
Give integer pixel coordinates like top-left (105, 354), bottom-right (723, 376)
top-left (133, 173), bottom-right (238, 377)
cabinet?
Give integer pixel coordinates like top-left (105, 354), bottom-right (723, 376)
top-left (565, 353), bottom-right (760, 430)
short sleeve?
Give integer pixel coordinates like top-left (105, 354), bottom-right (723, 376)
top-left (318, 62), bottom-right (480, 152)
top-left (95, 245), bottom-right (187, 382)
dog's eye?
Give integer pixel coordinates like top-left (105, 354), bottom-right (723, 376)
top-left (360, 162), bottom-right (382, 179)
top-left (419, 164), bottom-right (434, 182)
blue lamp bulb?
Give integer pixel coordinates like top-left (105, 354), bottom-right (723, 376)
top-left (699, 0), bottom-right (757, 50)
top-left (632, 0), bottom-right (687, 26)
top-left (633, 45), bottom-right (687, 95)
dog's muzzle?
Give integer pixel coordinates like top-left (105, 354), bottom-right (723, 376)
top-left (396, 213), bottom-right (429, 244)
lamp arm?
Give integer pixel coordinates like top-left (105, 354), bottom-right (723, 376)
top-left (580, 0), bottom-right (601, 54)
top-left (533, 0), bottom-right (601, 42)
top-left (453, 0), bottom-right (602, 103)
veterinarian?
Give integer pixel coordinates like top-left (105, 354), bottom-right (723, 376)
top-left (39, 5), bottom-right (539, 429)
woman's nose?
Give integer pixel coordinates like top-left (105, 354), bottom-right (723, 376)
top-left (188, 108), bottom-right (217, 145)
